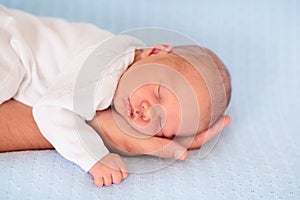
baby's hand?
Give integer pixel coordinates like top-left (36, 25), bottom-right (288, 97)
top-left (88, 153), bottom-right (128, 187)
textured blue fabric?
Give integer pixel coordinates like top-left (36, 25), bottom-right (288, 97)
top-left (0, 0), bottom-right (299, 199)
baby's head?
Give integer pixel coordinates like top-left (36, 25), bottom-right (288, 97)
top-left (113, 44), bottom-right (231, 138)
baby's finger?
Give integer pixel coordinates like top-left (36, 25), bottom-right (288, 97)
top-left (112, 171), bottom-right (123, 184)
top-left (94, 177), bottom-right (104, 187)
top-left (119, 164), bottom-right (129, 179)
top-left (103, 175), bottom-right (113, 186)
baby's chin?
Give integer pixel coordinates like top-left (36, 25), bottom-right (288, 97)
top-left (126, 117), bottom-right (163, 137)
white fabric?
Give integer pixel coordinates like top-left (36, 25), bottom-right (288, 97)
top-left (0, 5), bottom-right (145, 171)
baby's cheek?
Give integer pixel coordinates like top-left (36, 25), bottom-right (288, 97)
top-left (165, 117), bottom-right (181, 137)
top-left (161, 125), bottom-right (175, 138)
top-left (153, 130), bottom-right (164, 137)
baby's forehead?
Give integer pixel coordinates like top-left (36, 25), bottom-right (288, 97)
top-left (155, 54), bottom-right (210, 98)
top-left (158, 52), bottom-right (211, 83)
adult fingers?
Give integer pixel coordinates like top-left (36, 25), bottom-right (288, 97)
top-left (177, 115), bottom-right (231, 150)
top-left (138, 136), bottom-right (188, 160)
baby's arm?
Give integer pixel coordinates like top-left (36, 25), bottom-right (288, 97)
top-left (33, 104), bottom-right (129, 187)
top-left (32, 60), bottom-right (129, 187)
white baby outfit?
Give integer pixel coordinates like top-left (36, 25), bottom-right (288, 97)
top-left (0, 5), bottom-right (144, 171)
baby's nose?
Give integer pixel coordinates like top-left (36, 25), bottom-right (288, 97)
top-left (140, 100), bottom-right (151, 121)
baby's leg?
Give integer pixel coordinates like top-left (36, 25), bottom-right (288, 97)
top-left (0, 100), bottom-right (53, 152)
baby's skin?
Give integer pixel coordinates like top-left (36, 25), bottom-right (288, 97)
top-left (87, 44), bottom-right (231, 187)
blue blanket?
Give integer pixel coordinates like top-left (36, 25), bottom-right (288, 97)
top-left (0, 0), bottom-right (299, 199)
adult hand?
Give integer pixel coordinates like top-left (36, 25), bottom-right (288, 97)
top-left (87, 109), bottom-right (231, 160)
top-left (174, 115), bottom-right (231, 150)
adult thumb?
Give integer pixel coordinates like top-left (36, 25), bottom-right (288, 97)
top-left (142, 136), bottom-right (188, 160)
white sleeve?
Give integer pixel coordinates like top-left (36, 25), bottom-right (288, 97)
top-left (33, 105), bottom-right (109, 171)
top-left (0, 28), bottom-right (25, 105)
top-left (32, 35), bottom-right (145, 172)
top-left (32, 64), bottom-right (110, 171)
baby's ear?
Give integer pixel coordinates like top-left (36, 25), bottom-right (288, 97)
top-left (140, 44), bottom-right (173, 58)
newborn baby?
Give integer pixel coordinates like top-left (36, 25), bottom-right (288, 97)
top-left (0, 5), bottom-right (231, 187)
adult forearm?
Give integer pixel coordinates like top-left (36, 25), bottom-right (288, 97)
top-left (0, 100), bottom-right (53, 152)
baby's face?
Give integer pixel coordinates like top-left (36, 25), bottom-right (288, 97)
top-left (123, 82), bottom-right (180, 138)
top-left (113, 50), bottom-right (211, 138)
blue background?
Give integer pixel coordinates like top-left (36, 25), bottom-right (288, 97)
top-left (0, 0), bottom-right (299, 199)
